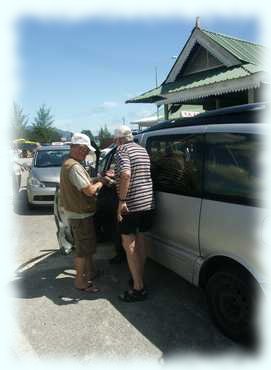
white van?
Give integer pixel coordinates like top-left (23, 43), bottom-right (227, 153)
top-left (54, 103), bottom-right (268, 344)
top-left (137, 103), bottom-right (268, 343)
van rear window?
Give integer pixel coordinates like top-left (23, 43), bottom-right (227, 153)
top-left (204, 133), bottom-right (262, 207)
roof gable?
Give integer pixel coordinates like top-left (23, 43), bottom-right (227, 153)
top-left (177, 42), bottom-right (223, 78)
top-left (165, 27), bottom-right (264, 84)
top-left (126, 26), bottom-right (266, 105)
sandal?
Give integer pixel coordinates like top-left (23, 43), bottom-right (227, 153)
top-left (128, 277), bottom-right (147, 291)
top-left (75, 282), bottom-right (100, 293)
top-left (119, 288), bottom-right (147, 302)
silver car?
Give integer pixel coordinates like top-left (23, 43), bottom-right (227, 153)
top-left (27, 145), bottom-right (70, 207)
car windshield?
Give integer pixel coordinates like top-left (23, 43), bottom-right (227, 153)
top-left (35, 150), bottom-right (70, 168)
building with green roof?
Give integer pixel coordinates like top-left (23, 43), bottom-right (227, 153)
top-left (126, 20), bottom-right (268, 120)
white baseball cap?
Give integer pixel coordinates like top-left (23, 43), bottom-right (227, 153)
top-left (71, 133), bottom-right (96, 152)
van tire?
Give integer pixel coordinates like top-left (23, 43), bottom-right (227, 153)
top-left (206, 266), bottom-right (257, 346)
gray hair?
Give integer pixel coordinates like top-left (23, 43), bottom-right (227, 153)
top-left (114, 125), bottom-right (133, 142)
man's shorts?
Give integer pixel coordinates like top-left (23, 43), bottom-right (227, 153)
top-left (69, 216), bottom-right (96, 257)
top-left (118, 210), bottom-right (154, 235)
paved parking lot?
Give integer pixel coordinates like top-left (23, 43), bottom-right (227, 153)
top-left (9, 173), bottom-right (240, 362)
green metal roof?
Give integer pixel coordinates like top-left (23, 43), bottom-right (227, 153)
top-left (126, 86), bottom-right (164, 103)
top-left (126, 28), bottom-right (266, 104)
top-left (164, 64), bottom-right (261, 94)
top-left (201, 29), bottom-right (264, 66)
top-left (126, 63), bottom-right (262, 103)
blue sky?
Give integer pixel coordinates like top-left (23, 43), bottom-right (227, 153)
top-left (17, 17), bottom-right (260, 135)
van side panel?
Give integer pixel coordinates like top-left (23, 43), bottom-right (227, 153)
top-left (199, 200), bottom-right (263, 281)
top-left (143, 130), bottom-right (203, 284)
top-left (149, 193), bottom-right (202, 283)
top-left (199, 129), bottom-right (264, 282)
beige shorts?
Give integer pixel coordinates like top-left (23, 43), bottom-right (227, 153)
top-left (69, 217), bottom-right (96, 257)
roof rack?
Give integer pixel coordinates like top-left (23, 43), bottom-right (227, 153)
top-left (142, 103), bottom-right (268, 133)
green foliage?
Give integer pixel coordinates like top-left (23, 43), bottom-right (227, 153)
top-left (97, 125), bottom-right (113, 148)
top-left (29, 104), bottom-right (60, 143)
top-left (11, 102), bottom-right (29, 139)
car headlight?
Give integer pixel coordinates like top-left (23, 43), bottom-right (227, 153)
top-left (28, 176), bottom-right (45, 188)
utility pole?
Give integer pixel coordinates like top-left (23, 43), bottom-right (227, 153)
top-left (155, 66), bottom-right (159, 120)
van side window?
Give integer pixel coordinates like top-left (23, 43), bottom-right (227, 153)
top-left (146, 134), bottom-right (203, 197)
top-left (205, 133), bottom-right (261, 206)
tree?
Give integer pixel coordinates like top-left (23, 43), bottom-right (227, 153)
top-left (97, 125), bottom-right (113, 148)
top-left (29, 104), bottom-right (60, 143)
top-left (11, 102), bottom-right (29, 139)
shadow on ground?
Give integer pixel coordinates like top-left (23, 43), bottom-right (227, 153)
top-left (9, 247), bottom-right (239, 357)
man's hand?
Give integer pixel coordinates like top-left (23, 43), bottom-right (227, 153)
top-left (105, 169), bottom-right (115, 178)
top-left (82, 181), bottom-right (103, 197)
top-left (117, 201), bottom-right (129, 222)
top-left (103, 176), bottom-right (116, 187)
top-left (92, 177), bottom-right (102, 184)
top-left (93, 176), bottom-right (111, 185)
top-left (95, 176), bottom-right (115, 187)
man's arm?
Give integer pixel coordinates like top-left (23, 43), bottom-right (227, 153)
top-left (118, 170), bottom-right (131, 201)
top-left (69, 164), bottom-right (104, 197)
top-left (117, 170), bottom-right (131, 221)
top-left (81, 180), bottom-right (103, 197)
top-left (114, 148), bottom-right (131, 220)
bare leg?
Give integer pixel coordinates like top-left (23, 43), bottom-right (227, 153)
top-left (122, 234), bottom-right (144, 291)
top-left (84, 254), bottom-right (96, 282)
top-left (74, 256), bottom-right (87, 289)
top-left (74, 256), bottom-right (99, 292)
top-left (136, 233), bottom-right (147, 278)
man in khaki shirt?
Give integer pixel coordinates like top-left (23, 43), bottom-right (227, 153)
top-left (60, 133), bottom-right (106, 292)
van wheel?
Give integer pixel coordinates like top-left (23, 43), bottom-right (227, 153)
top-left (206, 267), bottom-right (257, 346)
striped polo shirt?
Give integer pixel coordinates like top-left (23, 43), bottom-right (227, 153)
top-left (115, 141), bottom-right (155, 213)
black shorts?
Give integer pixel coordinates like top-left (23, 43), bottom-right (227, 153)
top-left (118, 210), bottom-right (154, 235)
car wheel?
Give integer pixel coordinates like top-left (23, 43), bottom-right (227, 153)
top-left (206, 266), bottom-right (257, 346)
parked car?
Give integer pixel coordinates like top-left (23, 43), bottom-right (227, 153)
top-left (54, 103), bottom-right (268, 344)
top-left (27, 145), bottom-right (70, 208)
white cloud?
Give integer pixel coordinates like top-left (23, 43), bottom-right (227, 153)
top-left (102, 101), bottom-right (119, 108)
top-left (88, 101), bottom-right (119, 115)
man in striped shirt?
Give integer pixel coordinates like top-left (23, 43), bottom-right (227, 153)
top-left (114, 126), bottom-right (154, 302)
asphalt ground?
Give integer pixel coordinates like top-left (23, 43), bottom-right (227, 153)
top-left (8, 172), bottom-right (241, 363)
